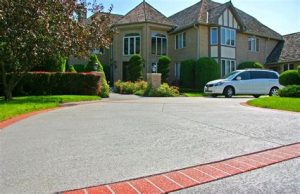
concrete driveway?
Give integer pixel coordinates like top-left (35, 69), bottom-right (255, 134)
top-left (0, 94), bottom-right (299, 193)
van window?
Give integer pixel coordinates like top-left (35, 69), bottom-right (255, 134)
top-left (250, 71), bottom-right (268, 79)
top-left (236, 71), bottom-right (250, 80)
top-left (266, 72), bottom-right (278, 79)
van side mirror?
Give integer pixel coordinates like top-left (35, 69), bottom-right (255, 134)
top-left (236, 76), bottom-right (242, 81)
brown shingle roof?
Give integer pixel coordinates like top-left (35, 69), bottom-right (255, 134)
top-left (169, 0), bottom-right (282, 40)
top-left (266, 32), bottom-right (300, 64)
top-left (88, 12), bottom-right (123, 26)
top-left (115, 1), bottom-right (175, 26)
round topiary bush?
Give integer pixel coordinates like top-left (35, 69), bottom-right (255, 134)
top-left (128, 55), bottom-right (144, 82)
top-left (278, 85), bottom-right (300, 97)
top-left (158, 56), bottom-right (171, 83)
top-left (279, 70), bottom-right (300, 86)
top-left (237, 61), bottom-right (263, 70)
top-left (195, 57), bottom-right (220, 90)
top-left (85, 54), bottom-right (103, 72)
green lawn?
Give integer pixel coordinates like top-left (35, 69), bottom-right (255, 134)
top-left (0, 95), bottom-right (101, 121)
top-left (248, 97), bottom-right (300, 112)
top-left (183, 92), bottom-right (206, 97)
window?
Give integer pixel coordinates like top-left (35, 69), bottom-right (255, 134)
top-left (210, 27), bottom-right (218, 45)
top-left (283, 64), bottom-right (294, 71)
top-left (221, 59), bottom-right (236, 76)
top-left (175, 63), bottom-right (181, 80)
top-left (248, 37), bottom-right (259, 52)
top-left (152, 33), bottom-right (167, 55)
top-left (175, 32), bottom-right (186, 49)
top-left (123, 33), bottom-right (140, 56)
top-left (236, 71), bottom-right (250, 80)
top-left (221, 27), bottom-right (236, 46)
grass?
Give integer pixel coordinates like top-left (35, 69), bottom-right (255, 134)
top-left (0, 95), bottom-right (101, 121)
top-left (183, 92), bottom-right (206, 97)
top-left (248, 97), bottom-right (300, 112)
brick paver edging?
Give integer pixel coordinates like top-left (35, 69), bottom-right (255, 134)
top-left (60, 143), bottom-right (300, 194)
top-left (0, 107), bottom-right (61, 129)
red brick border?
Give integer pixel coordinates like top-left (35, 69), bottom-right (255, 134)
top-left (60, 143), bottom-right (300, 194)
top-left (0, 107), bottom-right (61, 129)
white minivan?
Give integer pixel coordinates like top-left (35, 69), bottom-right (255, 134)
top-left (204, 69), bottom-right (282, 98)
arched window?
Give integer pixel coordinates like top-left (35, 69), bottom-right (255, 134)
top-left (152, 33), bottom-right (167, 55)
top-left (123, 33), bottom-right (141, 55)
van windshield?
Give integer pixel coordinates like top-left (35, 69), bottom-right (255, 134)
top-left (223, 71), bottom-right (240, 80)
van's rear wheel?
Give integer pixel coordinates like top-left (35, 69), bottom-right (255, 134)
top-left (224, 86), bottom-right (234, 98)
top-left (253, 95), bottom-right (261, 98)
top-left (269, 87), bottom-right (279, 96)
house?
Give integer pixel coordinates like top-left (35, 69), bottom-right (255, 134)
top-left (265, 32), bottom-right (300, 73)
top-left (78, 0), bottom-right (286, 83)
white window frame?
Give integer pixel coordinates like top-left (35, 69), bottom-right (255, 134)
top-left (210, 27), bottom-right (218, 45)
top-left (175, 62), bottom-right (181, 80)
top-left (175, 32), bottom-right (186, 49)
top-left (283, 63), bottom-right (294, 71)
top-left (123, 33), bottom-right (141, 56)
top-left (152, 33), bottom-right (167, 56)
top-left (221, 27), bottom-right (236, 47)
top-left (221, 59), bottom-right (236, 77)
top-left (248, 36), bottom-right (259, 52)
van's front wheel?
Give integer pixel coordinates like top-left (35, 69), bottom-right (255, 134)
top-left (224, 86), bottom-right (234, 98)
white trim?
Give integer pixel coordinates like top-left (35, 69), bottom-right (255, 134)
top-left (123, 34), bottom-right (141, 56)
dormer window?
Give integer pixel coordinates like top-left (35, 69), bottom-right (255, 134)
top-left (123, 33), bottom-right (141, 56)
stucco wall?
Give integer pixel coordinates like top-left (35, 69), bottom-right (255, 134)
top-left (236, 33), bottom-right (278, 66)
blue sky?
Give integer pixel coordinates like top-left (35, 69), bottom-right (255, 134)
top-left (93, 0), bottom-right (300, 35)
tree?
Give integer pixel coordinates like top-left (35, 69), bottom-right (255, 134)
top-left (128, 55), bottom-right (143, 82)
top-left (0, 0), bottom-right (113, 100)
top-left (158, 56), bottom-right (171, 83)
top-left (237, 61), bottom-right (263, 69)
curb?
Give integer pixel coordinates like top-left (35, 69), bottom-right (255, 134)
top-left (60, 143), bottom-right (300, 194)
top-left (240, 102), bottom-right (299, 114)
top-left (0, 100), bottom-right (102, 129)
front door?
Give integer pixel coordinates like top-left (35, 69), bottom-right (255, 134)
top-left (122, 62), bottom-right (129, 81)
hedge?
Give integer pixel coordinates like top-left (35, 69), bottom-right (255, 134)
top-left (195, 57), bottom-right (220, 90)
top-left (237, 61), bottom-right (263, 69)
top-left (279, 70), bottom-right (300, 86)
top-left (72, 64), bottom-right (86, 72)
top-left (180, 59), bottom-right (196, 88)
top-left (1, 72), bottom-right (102, 96)
top-left (278, 85), bottom-right (300, 97)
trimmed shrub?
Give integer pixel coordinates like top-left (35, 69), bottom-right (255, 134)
top-left (33, 55), bottom-right (67, 72)
top-left (278, 85), bottom-right (300, 97)
top-left (237, 61), bottom-right (263, 70)
top-left (279, 70), bottom-right (300, 86)
top-left (298, 65), bottom-right (300, 74)
top-left (150, 83), bottom-right (179, 97)
top-left (180, 59), bottom-right (196, 88)
top-left (100, 72), bottom-right (110, 98)
top-left (8, 72), bottom-right (102, 96)
top-left (85, 54), bottom-right (103, 72)
top-left (128, 55), bottom-right (143, 82)
top-left (158, 56), bottom-right (171, 83)
top-left (114, 80), bottom-right (148, 95)
top-left (195, 57), bottom-right (220, 90)
top-left (69, 65), bottom-right (77, 73)
top-left (73, 64), bottom-right (86, 72)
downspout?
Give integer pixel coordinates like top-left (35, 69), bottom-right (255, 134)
top-left (194, 24), bottom-right (200, 59)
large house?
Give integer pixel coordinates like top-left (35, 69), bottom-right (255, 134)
top-left (78, 0), bottom-right (298, 83)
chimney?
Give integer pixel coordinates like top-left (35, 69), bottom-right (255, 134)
top-left (77, 3), bottom-right (87, 22)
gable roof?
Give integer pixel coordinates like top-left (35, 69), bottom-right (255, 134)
top-left (266, 32), bottom-right (300, 64)
top-left (169, 0), bottom-right (282, 40)
top-left (115, 1), bottom-right (175, 26)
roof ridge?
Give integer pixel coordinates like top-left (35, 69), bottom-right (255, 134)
top-left (284, 32), bottom-right (300, 36)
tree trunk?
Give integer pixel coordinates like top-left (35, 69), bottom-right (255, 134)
top-left (4, 87), bottom-right (13, 101)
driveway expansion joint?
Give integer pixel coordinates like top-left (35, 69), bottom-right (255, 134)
top-left (60, 143), bottom-right (300, 194)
